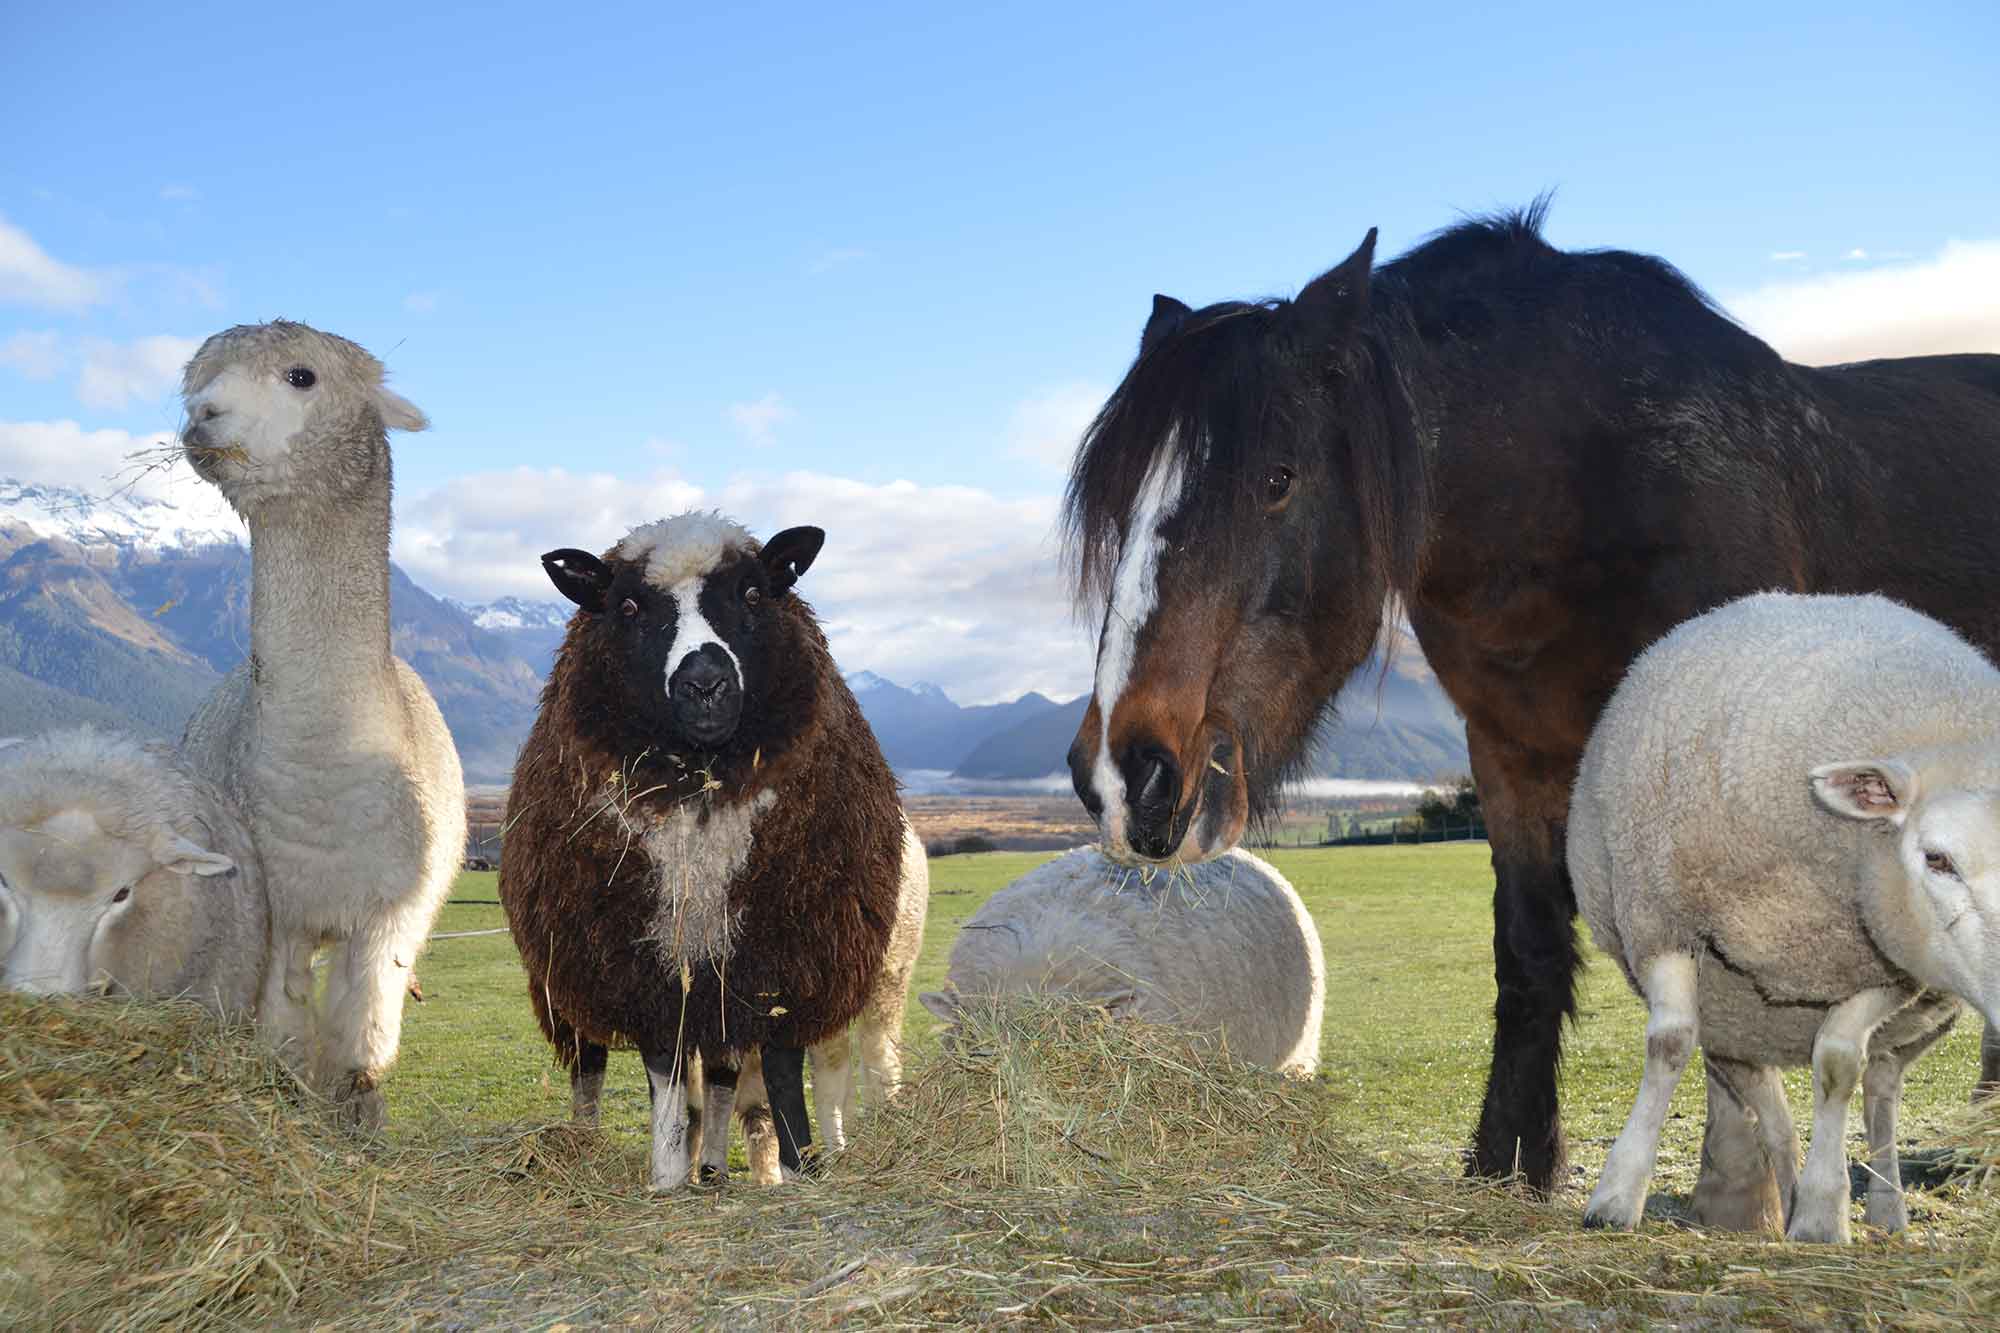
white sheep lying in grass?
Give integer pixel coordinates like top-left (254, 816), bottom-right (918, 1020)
top-left (920, 846), bottom-right (1324, 1075)
top-left (0, 727), bottom-right (265, 1014)
top-left (1570, 591), bottom-right (2000, 1243)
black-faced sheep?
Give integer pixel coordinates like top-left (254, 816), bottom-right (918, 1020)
top-left (0, 727), bottom-right (265, 1015)
top-left (177, 321), bottom-right (467, 1129)
top-left (1570, 591), bottom-right (2000, 1243)
top-left (920, 846), bottom-right (1325, 1075)
top-left (499, 512), bottom-right (916, 1190)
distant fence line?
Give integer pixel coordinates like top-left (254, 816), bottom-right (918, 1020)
top-left (1249, 817), bottom-right (1488, 850)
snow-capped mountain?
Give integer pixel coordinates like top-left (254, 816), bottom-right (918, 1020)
top-left (0, 479), bottom-right (244, 554)
top-left (447, 595), bottom-right (573, 632)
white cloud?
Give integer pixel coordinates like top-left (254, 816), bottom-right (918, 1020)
top-left (159, 184), bottom-right (200, 202)
top-left (1726, 237), bottom-right (2000, 365)
top-left (404, 290), bottom-right (439, 315)
top-left (392, 467), bottom-right (1092, 705)
top-left (1843, 247), bottom-right (1870, 262)
top-left (0, 418), bottom-right (244, 535)
top-left (0, 330), bottom-right (64, 380)
top-left (1768, 250), bottom-right (1807, 262)
top-left (76, 334), bottom-right (201, 411)
top-left (1007, 381), bottom-right (1107, 473)
top-left (726, 392), bottom-right (795, 447)
top-left (0, 215), bottom-right (110, 310)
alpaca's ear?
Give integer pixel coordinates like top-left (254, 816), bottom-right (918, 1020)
top-left (162, 835), bottom-right (235, 877)
top-left (1296, 227), bottom-right (1377, 326)
top-left (376, 386), bottom-right (430, 432)
top-left (542, 548), bottom-right (613, 612)
top-left (1140, 294), bottom-right (1192, 354)
top-left (760, 526), bottom-right (825, 596)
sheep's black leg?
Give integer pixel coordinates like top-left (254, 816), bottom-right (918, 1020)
top-left (761, 1044), bottom-right (816, 1176)
top-left (571, 1040), bottom-right (609, 1125)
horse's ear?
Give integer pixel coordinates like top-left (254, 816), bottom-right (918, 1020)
top-left (1141, 294), bottom-right (1193, 354)
top-left (542, 548), bottom-right (612, 612)
top-left (1296, 227), bottom-right (1378, 325)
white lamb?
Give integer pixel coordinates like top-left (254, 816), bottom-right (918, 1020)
top-left (920, 845), bottom-right (1324, 1075)
top-left (178, 321), bottom-right (466, 1129)
top-left (1570, 591), bottom-right (2000, 1243)
top-left (0, 727), bottom-right (266, 1015)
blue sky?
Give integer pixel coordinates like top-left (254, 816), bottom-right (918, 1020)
top-left (3, 1), bottom-right (1997, 701)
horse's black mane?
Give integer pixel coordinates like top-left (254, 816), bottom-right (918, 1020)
top-left (1063, 204), bottom-right (1762, 611)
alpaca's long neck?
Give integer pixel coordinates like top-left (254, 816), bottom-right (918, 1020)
top-left (245, 483), bottom-right (397, 727)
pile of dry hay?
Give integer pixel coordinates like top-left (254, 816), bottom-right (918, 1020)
top-left (6, 990), bottom-right (2000, 1329)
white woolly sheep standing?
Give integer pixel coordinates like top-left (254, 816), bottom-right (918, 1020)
top-left (178, 321), bottom-right (466, 1129)
top-left (921, 845), bottom-right (1325, 1076)
top-left (1570, 591), bottom-right (2000, 1243)
top-left (0, 726), bottom-right (266, 1015)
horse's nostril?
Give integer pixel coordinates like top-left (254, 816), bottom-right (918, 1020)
top-left (1134, 753), bottom-right (1174, 808)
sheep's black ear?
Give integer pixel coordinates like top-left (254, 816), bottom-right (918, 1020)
top-left (542, 548), bottom-right (613, 612)
top-left (1140, 294), bottom-right (1192, 355)
top-left (760, 526), bottom-right (825, 596)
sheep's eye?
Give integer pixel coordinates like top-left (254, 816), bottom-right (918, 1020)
top-left (285, 366), bottom-right (316, 389)
top-left (619, 597), bottom-right (639, 620)
top-left (1924, 850), bottom-right (1958, 878)
top-left (742, 581), bottom-right (763, 608)
top-left (111, 885), bottom-right (132, 904)
top-left (1264, 465), bottom-right (1295, 508)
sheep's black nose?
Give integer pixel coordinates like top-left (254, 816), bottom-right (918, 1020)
top-left (672, 654), bottom-right (733, 705)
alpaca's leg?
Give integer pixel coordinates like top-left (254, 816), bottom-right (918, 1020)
top-left (571, 1041), bottom-right (609, 1125)
top-left (1691, 1057), bottom-right (1787, 1235)
top-left (1789, 987), bottom-right (1904, 1243)
top-left (1584, 953), bottom-right (1698, 1230)
top-left (1978, 1021), bottom-right (2000, 1102)
top-left (761, 1044), bottom-right (816, 1179)
top-left (318, 909), bottom-right (427, 1131)
top-left (1861, 1048), bottom-right (1909, 1232)
top-left (697, 1056), bottom-right (739, 1184)
top-left (810, 1031), bottom-right (852, 1152)
top-left (736, 1050), bottom-right (782, 1185)
top-left (257, 929), bottom-right (317, 1076)
top-left (641, 1042), bottom-right (694, 1193)
top-left (860, 987), bottom-right (908, 1108)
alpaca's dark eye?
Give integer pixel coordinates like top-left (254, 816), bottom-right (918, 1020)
top-left (111, 885), bottom-right (132, 903)
top-left (1925, 850), bottom-right (1959, 878)
top-left (619, 598), bottom-right (639, 619)
top-left (285, 366), bottom-right (316, 389)
top-left (1264, 465), bottom-right (1295, 508)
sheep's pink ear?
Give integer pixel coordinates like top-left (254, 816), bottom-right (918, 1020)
top-left (376, 386), bottom-right (429, 432)
top-left (917, 991), bottom-right (961, 1023)
top-left (1810, 759), bottom-right (1919, 827)
top-left (760, 526), bottom-right (824, 596)
top-left (163, 835), bottom-right (235, 877)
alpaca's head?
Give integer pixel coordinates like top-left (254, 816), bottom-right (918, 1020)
top-left (179, 320), bottom-right (427, 513)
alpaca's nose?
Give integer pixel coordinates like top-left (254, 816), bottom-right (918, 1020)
top-left (197, 401), bottom-right (222, 421)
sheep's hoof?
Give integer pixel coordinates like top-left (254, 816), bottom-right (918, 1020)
top-left (333, 1074), bottom-right (387, 1133)
top-left (1784, 1209), bottom-right (1850, 1245)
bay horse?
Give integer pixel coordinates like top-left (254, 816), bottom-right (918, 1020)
top-left (1063, 203), bottom-right (2000, 1218)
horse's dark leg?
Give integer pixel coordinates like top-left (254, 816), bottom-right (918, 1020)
top-left (761, 1044), bottom-right (816, 1177)
top-left (1465, 738), bottom-right (1580, 1195)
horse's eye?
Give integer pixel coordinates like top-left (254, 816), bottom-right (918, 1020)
top-left (285, 366), bottom-right (317, 389)
top-left (1924, 850), bottom-right (1959, 878)
top-left (1264, 465), bottom-right (1296, 508)
top-left (619, 597), bottom-right (639, 619)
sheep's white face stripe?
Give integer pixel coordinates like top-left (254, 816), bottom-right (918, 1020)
top-left (1089, 452), bottom-right (1184, 851)
top-left (186, 367), bottom-right (311, 464)
top-left (667, 579), bottom-right (741, 682)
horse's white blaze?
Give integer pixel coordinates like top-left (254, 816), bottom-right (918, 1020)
top-left (666, 578), bottom-right (742, 685)
top-left (1090, 451), bottom-right (1184, 854)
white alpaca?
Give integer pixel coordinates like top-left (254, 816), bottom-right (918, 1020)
top-left (1571, 592), bottom-right (2000, 1242)
top-left (921, 845), bottom-right (1325, 1076)
top-left (177, 321), bottom-right (465, 1128)
top-left (0, 726), bottom-right (266, 1015)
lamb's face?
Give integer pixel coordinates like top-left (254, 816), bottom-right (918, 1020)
top-left (544, 514), bottom-right (827, 758)
top-left (179, 320), bottom-right (427, 513)
top-left (0, 808), bottom-right (233, 996)
top-left (1813, 757), bottom-right (2000, 1027)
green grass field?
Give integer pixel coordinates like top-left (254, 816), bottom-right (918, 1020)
top-left (395, 842), bottom-right (1986, 1205)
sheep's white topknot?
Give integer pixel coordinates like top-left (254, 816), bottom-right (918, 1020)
top-left (615, 511), bottom-right (757, 590)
